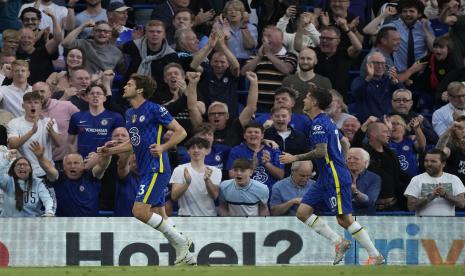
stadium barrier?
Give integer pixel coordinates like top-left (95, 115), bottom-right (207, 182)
top-left (0, 216), bottom-right (464, 266)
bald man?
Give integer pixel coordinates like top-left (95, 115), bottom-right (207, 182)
top-left (282, 47), bottom-right (332, 113)
top-left (270, 161), bottom-right (315, 216)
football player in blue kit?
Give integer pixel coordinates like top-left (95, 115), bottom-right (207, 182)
top-left (280, 87), bottom-right (384, 265)
top-left (100, 74), bottom-right (195, 265)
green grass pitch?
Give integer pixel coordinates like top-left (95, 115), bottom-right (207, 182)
top-left (1, 266), bottom-right (464, 276)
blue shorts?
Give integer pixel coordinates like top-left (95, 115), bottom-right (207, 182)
top-left (135, 170), bottom-right (171, 207)
top-left (302, 180), bottom-right (353, 215)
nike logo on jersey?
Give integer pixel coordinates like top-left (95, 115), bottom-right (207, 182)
top-left (79, 120), bottom-right (87, 123)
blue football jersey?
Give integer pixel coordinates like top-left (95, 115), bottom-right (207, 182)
top-left (309, 113), bottom-right (351, 187)
top-left (125, 101), bottom-right (173, 174)
top-left (68, 110), bottom-right (125, 158)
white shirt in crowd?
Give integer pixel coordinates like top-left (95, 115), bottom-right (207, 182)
top-left (169, 163), bottom-right (222, 216)
top-left (404, 172), bottom-right (465, 216)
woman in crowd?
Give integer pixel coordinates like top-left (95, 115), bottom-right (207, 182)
top-left (0, 146), bottom-right (54, 217)
top-left (46, 48), bottom-right (86, 93)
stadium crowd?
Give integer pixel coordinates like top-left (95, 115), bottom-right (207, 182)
top-left (0, 0), bottom-right (465, 218)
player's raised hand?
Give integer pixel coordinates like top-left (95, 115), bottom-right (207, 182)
top-left (184, 167), bottom-right (192, 185)
top-left (29, 141), bottom-right (44, 158)
top-left (149, 143), bottom-right (165, 157)
top-left (279, 152), bottom-right (297, 164)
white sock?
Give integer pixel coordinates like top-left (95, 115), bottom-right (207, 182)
top-left (146, 212), bottom-right (163, 228)
top-left (348, 221), bottom-right (379, 257)
top-left (147, 213), bottom-right (186, 245)
top-left (165, 217), bottom-right (175, 228)
top-left (304, 214), bottom-right (342, 244)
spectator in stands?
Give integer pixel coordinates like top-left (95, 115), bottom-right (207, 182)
top-left (221, 0), bottom-right (258, 61)
top-left (367, 0), bottom-right (435, 77)
top-left (352, 119), bottom-right (410, 211)
top-left (350, 52), bottom-right (403, 122)
top-left (276, 7), bottom-right (320, 55)
top-left (0, 52), bottom-right (16, 86)
top-left (347, 147), bottom-right (381, 215)
top-left (360, 26), bottom-right (400, 78)
top-left (19, 7), bottom-right (49, 48)
top-left (241, 26), bottom-right (298, 110)
top-left (151, 0), bottom-right (192, 28)
top-left (436, 115), bottom-right (465, 185)
top-left (182, 123), bottom-right (230, 177)
top-left (170, 137), bottom-right (222, 216)
top-left (255, 87), bottom-right (311, 134)
top-left (389, 88), bottom-right (438, 144)
top-left (188, 71), bottom-right (258, 147)
top-left (282, 48), bottom-right (332, 114)
top-left (19, 0), bottom-right (74, 33)
top-left (0, 59), bottom-right (32, 117)
top-left (270, 160), bottom-right (314, 216)
top-left (0, 147), bottom-right (54, 217)
top-left (341, 116), bottom-right (361, 143)
top-left (327, 89), bottom-right (355, 129)
top-left (154, 63), bottom-right (203, 136)
top-left (441, 0), bottom-right (465, 69)
top-left (7, 91), bottom-right (60, 178)
top-left (314, 26), bottom-right (362, 101)
top-left (67, 83), bottom-right (124, 158)
top-left (121, 20), bottom-right (178, 92)
top-left (75, 0), bottom-right (108, 39)
top-left (34, 81), bottom-right (79, 166)
top-left (55, 67), bottom-right (91, 111)
top-left (46, 48), bottom-right (85, 93)
top-left (62, 20), bottom-right (124, 74)
top-left (50, 151), bottom-right (111, 217)
top-left (387, 114), bottom-right (426, 177)
top-left (174, 28), bottom-right (201, 71)
top-left (0, 29), bottom-right (19, 56)
top-left (114, 151), bottom-right (139, 217)
top-left (167, 8), bottom-right (208, 47)
top-left (264, 106), bottom-right (309, 177)
top-left (16, 10), bottom-right (63, 84)
top-left (191, 30), bottom-right (240, 117)
top-left (404, 148), bottom-right (465, 216)
top-left (318, 0), bottom-right (365, 48)
top-left (226, 121), bottom-right (284, 191)
top-left (219, 158), bottom-right (269, 216)
top-left (433, 81), bottom-right (465, 136)
top-left (106, 1), bottom-right (137, 47)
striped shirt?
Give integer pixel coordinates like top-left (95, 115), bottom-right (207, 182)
top-left (249, 47), bottom-right (297, 107)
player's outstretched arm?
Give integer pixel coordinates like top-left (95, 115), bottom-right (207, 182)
top-left (101, 140), bottom-right (133, 156)
top-left (295, 143), bottom-right (327, 161)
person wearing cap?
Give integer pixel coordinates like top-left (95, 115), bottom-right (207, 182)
top-left (218, 158), bottom-right (269, 216)
top-left (107, 1), bottom-right (136, 47)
